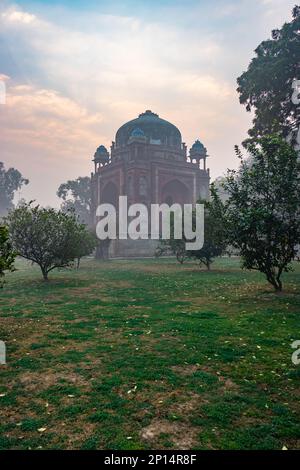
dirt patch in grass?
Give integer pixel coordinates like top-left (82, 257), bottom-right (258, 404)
top-left (2, 414), bottom-right (97, 450)
top-left (171, 364), bottom-right (200, 376)
top-left (48, 421), bottom-right (96, 450)
top-left (170, 393), bottom-right (208, 415)
top-left (234, 415), bottom-right (266, 427)
top-left (286, 439), bottom-right (300, 451)
top-left (172, 364), bottom-right (239, 392)
top-left (15, 370), bottom-right (91, 393)
top-left (141, 419), bottom-right (199, 449)
top-left (218, 376), bottom-right (239, 391)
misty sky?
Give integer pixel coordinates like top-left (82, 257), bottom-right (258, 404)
top-left (0, 0), bottom-right (297, 207)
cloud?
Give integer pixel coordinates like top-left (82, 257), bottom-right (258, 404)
top-left (1, 8), bottom-right (36, 24)
top-left (0, 83), bottom-right (106, 206)
top-left (2, 84), bottom-right (105, 152)
top-left (0, 4), bottom-right (232, 124)
top-left (0, 73), bottom-right (10, 81)
top-left (0, 0), bottom-right (295, 207)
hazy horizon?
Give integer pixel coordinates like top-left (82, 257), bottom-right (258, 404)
top-left (0, 0), bottom-right (296, 207)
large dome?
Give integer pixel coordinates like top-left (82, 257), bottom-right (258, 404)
top-left (115, 110), bottom-right (182, 148)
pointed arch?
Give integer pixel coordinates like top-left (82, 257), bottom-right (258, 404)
top-left (161, 179), bottom-right (190, 206)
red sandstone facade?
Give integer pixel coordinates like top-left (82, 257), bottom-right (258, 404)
top-left (91, 110), bottom-right (210, 257)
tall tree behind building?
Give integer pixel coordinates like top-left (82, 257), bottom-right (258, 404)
top-left (57, 176), bottom-right (92, 226)
top-left (0, 162), bottom-right (29, 218)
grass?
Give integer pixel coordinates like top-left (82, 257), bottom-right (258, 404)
top-left (0, 257), bottom-right (299, 450)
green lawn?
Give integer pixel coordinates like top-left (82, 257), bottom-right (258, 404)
top-left (0, 257), bottom-right (299, 450)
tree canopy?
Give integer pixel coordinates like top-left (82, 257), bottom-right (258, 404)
top-left (57, 177), bottom-right (92, 226)
top-left (6, 203), bottom-right (96, 280)
top-left (0, 225), bottom-right (15, 287)
top-left (0, 162), bottom-right (29, 217)
top-left (189, 188), bottom-right (227, 270)
top-left (157, 187), bottom-right (227, 268)
top-left (224, 134), bottom-right (300, 291)
top-left (237, 5), bottom-right (300, 143)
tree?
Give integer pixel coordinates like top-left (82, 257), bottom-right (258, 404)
top-left (237, 6), bottom-right (300, 143)
top-left (157, 187), bottom-right (226, 268)
top-left (157, 236), bottom-right (190, 264)
top-left (213, 176), bottom-right (230, 203)
top-left (74, 228), bottom-right (97, 269)
top-left (57, 177), bottom-right (92, 226)
top-left (0, 225), bottom-right (16, 287)
top-left (156, 212), bottom-right (191, 264)
top-left (224, 135), bottom-right (300, 292)
top-left (6, 203), bottom-right (96, 281)
top-left (189, 187), bottom-right (227, 270)
top-left (0, 162), bottom-right (29, 217)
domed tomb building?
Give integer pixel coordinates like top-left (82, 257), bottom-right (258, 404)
top-left (91, 110), bottom-right (210, 258)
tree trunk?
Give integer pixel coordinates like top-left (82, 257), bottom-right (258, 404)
top-left (267, 274), bottom-right (282, 292)
top-left (41, 268), bottom-right (48, 281)
top-left (177, 253), bottom-right (184, 264)
top-left (276, 270), bottom-right (283, 292)
top-left (275, 279), bottom-right (282, 292)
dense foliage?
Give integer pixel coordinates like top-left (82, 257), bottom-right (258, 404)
top-left (0, 225), bottom-right (15, 287)
top-left (6, 203), bottom-right (96, 280)
top-left (237, 6), bottom-right (300, 143)
top-left (224, 135), bottom-right (300, 291)
top-left (0, 162), bottom-right (29, 217)
top-left (158, 188), bottom-right (227, 269)
top-left (189, 188), bottom-right (227, 270)
top-left (57, 177), bottom-right (92, 226)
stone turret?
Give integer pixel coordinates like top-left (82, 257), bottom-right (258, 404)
top-left (190, 139), bottom-right (208, 170)
top-left (93, 145), bottom-right (109, 172)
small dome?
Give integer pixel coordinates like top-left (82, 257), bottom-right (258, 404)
top-left (94, 145), bottom-right (109, 163)
top-left (97, 145), bottom-right (108, 154)
top-left (190, 139), bottom-right (207, 157)
top-left (192, 140), bottom-right (205, 150)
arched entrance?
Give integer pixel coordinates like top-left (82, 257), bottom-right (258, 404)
top-left (161, 179), bottom-right (190, 206)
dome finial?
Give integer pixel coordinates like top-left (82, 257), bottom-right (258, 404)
top-left (138, 110), bottom-right (159, 118)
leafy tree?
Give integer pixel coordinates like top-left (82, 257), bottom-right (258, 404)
top-left (157, 187), bottom-right (227, 268)
top-left (0, 162), bottom-right (29, 217)
top-left (0, 225), bottom-right (16, 287)
top-left (189, 187), bottom-right (227, 270)
top-left (224, 134), bottom-right (300, 291)
top-left (213, 176), bottom-right (230, 203)
top-left (237, 5), bottom-right (300, 143)
top-left (74, 228), bottom-right (97, 269)
top-left (156, 212), bottom-right (191, 264)
top-left (6, 203), bottom-right (96, 281)
top-left (57, 177), bottom-right (92, 226)
top-left (157, 236), bottom-right (189, 264)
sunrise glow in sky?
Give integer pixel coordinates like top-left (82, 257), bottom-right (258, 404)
top-left (0, 0), bottom-right (296, 206)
